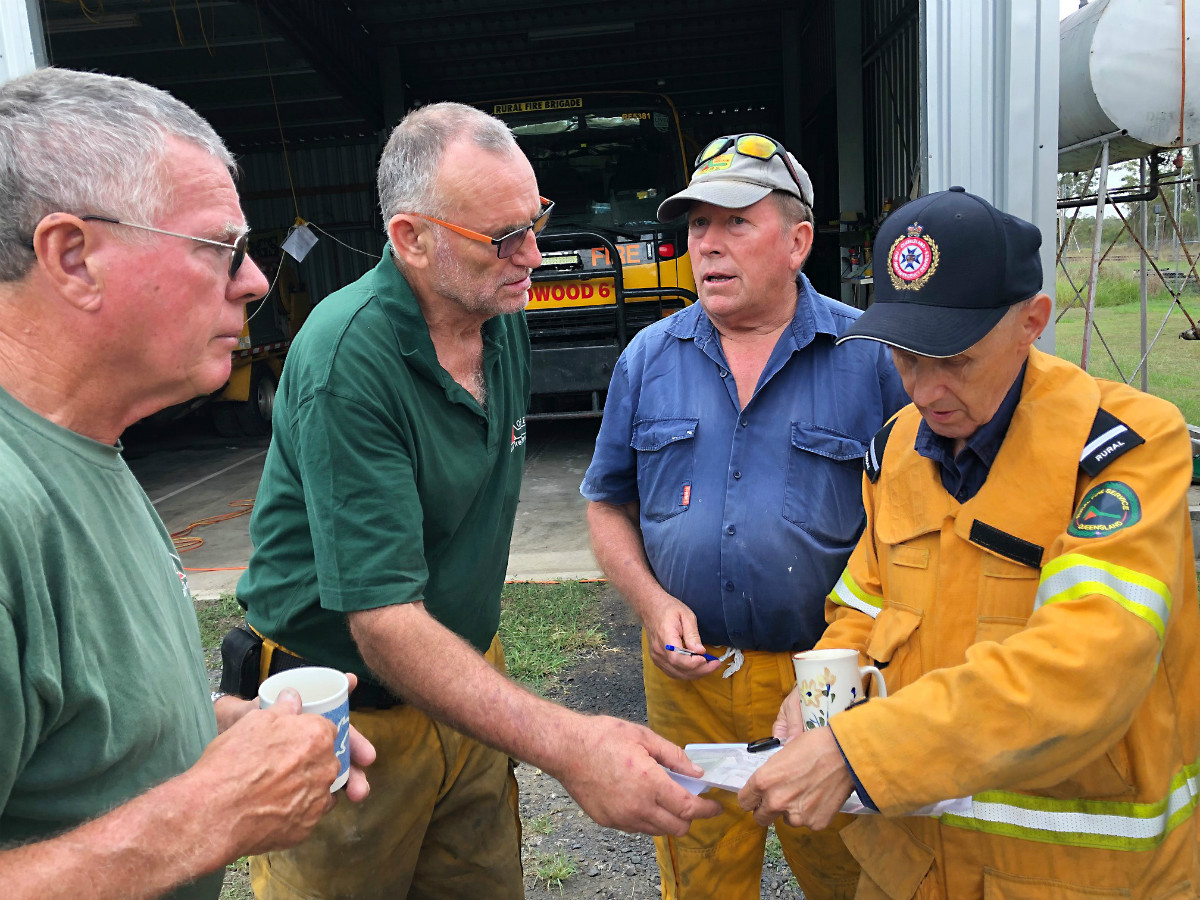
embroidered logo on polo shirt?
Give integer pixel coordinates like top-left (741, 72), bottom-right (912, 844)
top-left (170, 551), bottom-right (191, 601)
top-left (510, 416), bottom-right (527, 452)
top-left (889, 222), bottom-right (940, 291)
top-left (1068, 481), bottom-right (1142, 538)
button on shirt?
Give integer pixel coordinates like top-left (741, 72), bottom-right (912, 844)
top-left (580, 275), bottom-right (908, 652)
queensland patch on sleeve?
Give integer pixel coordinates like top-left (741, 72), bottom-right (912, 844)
top-left (1068, 481), bottom-right (1142, 538)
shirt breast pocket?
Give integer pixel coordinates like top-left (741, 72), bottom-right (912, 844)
top-left (631, 417), bottom-right (699, 523)
top-left (782, 422), bottom-right (868, 544)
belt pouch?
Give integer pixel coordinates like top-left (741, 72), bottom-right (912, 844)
top-left (219, 623), bottom-right (264, 698)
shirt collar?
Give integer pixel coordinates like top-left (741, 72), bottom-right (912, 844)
top-left (797, 273), bottom-right (840, 343)
top-left (376, 245), bottom-right (506, 355)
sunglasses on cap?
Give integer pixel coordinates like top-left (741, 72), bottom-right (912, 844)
top-left (81, 215), bottom-right (249, 279)
top-left (695, 133), bottom-right (811, 206)
top-left (411, 197), bottom-right (555, 260)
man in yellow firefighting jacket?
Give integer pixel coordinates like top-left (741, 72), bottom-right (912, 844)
top-left (739, 186), bottom-right (1200, 899)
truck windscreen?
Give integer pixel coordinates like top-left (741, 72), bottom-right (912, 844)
top-left (508, 107), bottom-right (688, 231)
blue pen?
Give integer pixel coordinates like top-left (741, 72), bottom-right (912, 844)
top-left (665, 644), bottom-right (720, 662)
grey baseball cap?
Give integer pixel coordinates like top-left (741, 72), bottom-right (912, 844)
top-left (657, 135), bottom-right (814, 222)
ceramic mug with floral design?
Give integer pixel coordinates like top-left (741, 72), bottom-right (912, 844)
top-left (790, 648), bottom-right (887, 731)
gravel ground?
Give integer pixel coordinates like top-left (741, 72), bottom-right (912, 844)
top-left (517, 585), bottom-right (805, 900)
top-left (203, 585), bottom-right (805, 899)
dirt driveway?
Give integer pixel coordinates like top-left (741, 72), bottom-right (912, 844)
top-left (517, 585), bottom-right (805, 900)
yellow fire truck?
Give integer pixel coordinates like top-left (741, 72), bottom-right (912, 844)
top-left (492, 92), bottom-right (697, 417)
top-left (208, 230), bottom-right (312, 437)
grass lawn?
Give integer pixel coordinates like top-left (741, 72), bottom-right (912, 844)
top-left (193, 593), bottom-right (245, 651)
top-left (1055, 255), bottom-right (1200, 425)
top-left (194, 582), bottom-right (609, 684)
top-left (498, 580), bottom-right (607, 687)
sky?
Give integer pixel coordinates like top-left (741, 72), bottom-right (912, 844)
top-left (1060, 0), bottom-right (1084, 19)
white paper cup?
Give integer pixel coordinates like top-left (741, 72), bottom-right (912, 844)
top-left (258, 666), bottom-right (350, 792)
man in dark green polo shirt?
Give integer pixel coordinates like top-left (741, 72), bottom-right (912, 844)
top-left (238, 101), bottom-right (719, 899)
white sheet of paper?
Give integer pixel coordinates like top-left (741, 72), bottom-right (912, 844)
top-left (680, 742), bottom-right (780, 792)
top-left (282, 223), bottom-right (318, 262)
top-left (665, 742), bottom-right (974, 817)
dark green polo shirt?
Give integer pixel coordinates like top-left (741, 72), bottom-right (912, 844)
top-left (239, 250), bottom-right (530, 683)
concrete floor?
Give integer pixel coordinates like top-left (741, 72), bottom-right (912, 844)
top-left (126, 418), bottom-right (604, 601)
top-left (127, 418), bottom-right (1200, 602)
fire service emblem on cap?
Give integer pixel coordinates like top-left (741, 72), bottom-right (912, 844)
top-left (889, 222), bottom-right (939, 291)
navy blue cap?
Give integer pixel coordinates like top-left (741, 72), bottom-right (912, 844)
top-left (837, 187), bottom-right (1043, 357)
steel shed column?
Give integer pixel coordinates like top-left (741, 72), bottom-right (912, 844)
top-left (380, 45), bottom-right (408, 132)
top-left (1, 0), bottom-right (45, 81)
top-left (921, 0), bottom-right (1059, 348)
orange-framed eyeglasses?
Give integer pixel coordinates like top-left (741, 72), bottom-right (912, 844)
top-left (411, 196), bottom-right (554, 259)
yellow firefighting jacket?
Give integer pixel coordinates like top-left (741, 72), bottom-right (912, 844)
top-left (821, 349), bottom-right (1199, 900)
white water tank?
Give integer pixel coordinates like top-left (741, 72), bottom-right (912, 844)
top-left (1059, 0), bottom-right (1200, 171)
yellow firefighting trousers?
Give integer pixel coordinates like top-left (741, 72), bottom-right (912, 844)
top-left (642, 632), bottom-right (859, 900)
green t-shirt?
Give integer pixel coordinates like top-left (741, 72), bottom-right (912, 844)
top-left (239, 251), bottom-right (530, 684)
top-left (0, 386), bottom-right (220, 899)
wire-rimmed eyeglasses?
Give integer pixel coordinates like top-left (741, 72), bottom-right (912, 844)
top-left (80, 214), bottom-right (249, 279)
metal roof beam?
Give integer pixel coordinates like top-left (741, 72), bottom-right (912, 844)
top-left (218, 116), bottom-right (371, 133)
top-left (49, 34), bottom-right (286, 60)
top-left (150, 64), bottom-right (317, 87)
top-left (195, 92), bottom-right (342, 114)
top-left (243, 0), bottom-right (383, 132)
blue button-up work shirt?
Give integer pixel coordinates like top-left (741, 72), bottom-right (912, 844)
top-left (581, 275), bottom-right (908, 652)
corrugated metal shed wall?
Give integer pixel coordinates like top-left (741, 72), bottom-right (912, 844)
top-left (862, 0), bottom-right (920, 219)
top-left (796, 0), bottom-right (843, 296)
top-left (238, 140), bottom-right (385, 305)
top-left (800, 2), bottom-right (836, 125)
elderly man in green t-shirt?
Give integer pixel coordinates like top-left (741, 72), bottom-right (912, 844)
top-left (236, 101), bottom-right (720, 898)
top-left (0, 67), bottom-right (373, 900)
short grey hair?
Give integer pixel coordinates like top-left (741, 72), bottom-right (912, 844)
top-left (0, 67), bottom-right (233, 283)
top-left (1003, 294), bottom-right (1041, 320)
top-left (771, 190), bottom-right (815, 272)
top-left (772, 190), bottom-right (814, 230)
top-left (377, 101), bottom-right (518, 228)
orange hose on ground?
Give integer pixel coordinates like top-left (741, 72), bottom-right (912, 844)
top-left (171, 499), bottom-right (254, 554)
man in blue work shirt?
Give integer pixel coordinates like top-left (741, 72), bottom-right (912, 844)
top-left (581, 134), bottom-right (908, 900)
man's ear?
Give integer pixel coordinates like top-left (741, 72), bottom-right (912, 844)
top-left (791, 220), bottom-right (815, 271)
top-left (1018, 293), bottom-right (1053, 348)
top-left (31, 214), bottom-right (104, 311)
top-left (388, 215), bottom-right (432, 270)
